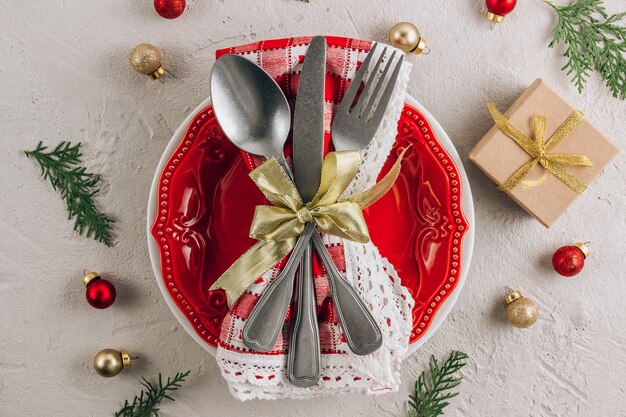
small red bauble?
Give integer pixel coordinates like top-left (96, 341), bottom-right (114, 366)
top-left (84, 272), bottom-right (117, 309)
top-left (552, 242), bottom-right (589, 277)
top-left (154, 0), bottom-right (186, 19)
top-left (485, 0), bottom-right (517, 23)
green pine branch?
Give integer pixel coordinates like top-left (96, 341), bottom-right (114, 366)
top-left (24, 141), bottom-right (115, 247)
top-left (408, 351), bottom-right (468, 417)
top-left (115, 371), bottom-right (191, 417)
top-left (546, 0), bottom-right (626, 99)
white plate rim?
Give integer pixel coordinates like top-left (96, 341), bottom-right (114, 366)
top-left (146, 94), bottom-right (475, 359)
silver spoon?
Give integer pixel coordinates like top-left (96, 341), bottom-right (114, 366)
top-left (211, 54), bottom-right (291, 169)
top-left (211, 54), bottom-right (315, 352)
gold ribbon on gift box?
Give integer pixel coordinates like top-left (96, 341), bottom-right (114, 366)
top-left (488, 103), bottom-right (593, 194)
top-left (211, 149), bottom-right (407, 308)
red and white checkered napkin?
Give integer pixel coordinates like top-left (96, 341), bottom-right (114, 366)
top-left (214, 36), bottom-right (414, 401)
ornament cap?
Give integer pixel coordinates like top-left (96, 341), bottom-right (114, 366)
top-left (121, 350), bottom-right (132, 368)
top-left (504, 290), bottom-right (523, 305)
top-left (486, 11), bottom-right (505, 23)
top-left (83, 272), bottom-right (101, 287)
top-left (574, 242), bottom-right (590, 258)
top-left (148, 65), bottom-right (166, 80)
top-left (411, 37), bottom-right (428, 55)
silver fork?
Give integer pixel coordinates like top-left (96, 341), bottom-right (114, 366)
top-left (308, 43), bottom-right (405, 355)
top-left (332, 43), bottom-right (404, 150)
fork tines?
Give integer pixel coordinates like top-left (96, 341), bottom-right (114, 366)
top-left (335, 43), bottom-right (404, 126)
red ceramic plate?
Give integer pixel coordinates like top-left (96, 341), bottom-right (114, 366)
top-left (148, 96), bottom-right (473, 356)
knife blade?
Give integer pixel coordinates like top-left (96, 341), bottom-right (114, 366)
top-left (293, 36), bottom-right (326, 201)
top-left (287, 35), bottom-right (326, 387)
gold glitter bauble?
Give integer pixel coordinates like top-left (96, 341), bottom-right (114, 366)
top-left (505, 291), bottom-right (538, 328)
top-left (129, 43), bottom-right (166, 80)
top-left (93, 348), bottom-right (131, 377)
top-left (388, 22), bottom-right (427, 55)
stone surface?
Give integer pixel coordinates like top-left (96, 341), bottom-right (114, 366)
top-left (0, 1), bottom-right (625, 416)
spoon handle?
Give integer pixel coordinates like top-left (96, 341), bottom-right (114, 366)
top-left (242, 223), bottom-right (315, 352)
top-left (287, 240), bottom-right (321, 387)
top-left (311, 232), bottom-right (383, 355)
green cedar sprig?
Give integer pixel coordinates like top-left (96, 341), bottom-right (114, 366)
top-left (546, 0), bottom-right (626, 99)
top-left (24, 141), bottom-right (115, 246)
top-left (115, 371), bottom-right (191, 417)
top-left (408, 351), bottom-right (468, 417)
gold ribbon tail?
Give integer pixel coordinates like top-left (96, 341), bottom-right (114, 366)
top-left (348, 146), bottom-right (409, 209)
top-left (210, 239), bottom-right (296, 307)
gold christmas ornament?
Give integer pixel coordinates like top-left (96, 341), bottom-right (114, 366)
top-left (388, 22), bottom-right (428, 55)
top-left (505, 290), bottom-right (538, 328)
top-left (93, 348), bottom-right (132, 377)
top-left (129, 43), bottom-right (166, 80)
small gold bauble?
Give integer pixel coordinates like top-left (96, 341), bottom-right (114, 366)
top-left (93, 348), bottom-right (131, 378)
top-left (129, 43), bottom-right (166, 80)
top-left (505, 290), bottom-right (538, 329)
top-left (388, 22), bottom-right (427, 55)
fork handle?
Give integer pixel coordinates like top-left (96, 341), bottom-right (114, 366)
top-left (311, 232), bottom-right (382, 355)
top-left (287, 240), bottom-right (321, 387)
top-left (242, 223), bottom-right (315, 352)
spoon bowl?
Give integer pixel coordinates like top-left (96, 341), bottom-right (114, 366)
top-left (210, 54), bottom-right (291, 164)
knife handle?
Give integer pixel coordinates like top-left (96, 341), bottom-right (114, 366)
top-left (287, 240), bottom-right (321, 387)
top-left (311, 232), bottom-right (383, 355)
top-left (242, 223), bottom-right (315, 352)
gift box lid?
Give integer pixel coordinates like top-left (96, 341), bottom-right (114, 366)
top-left (469, 78), bottom-right (619, 227)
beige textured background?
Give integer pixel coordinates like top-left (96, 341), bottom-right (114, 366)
top-left (1, 1), bottom-right (625, 416)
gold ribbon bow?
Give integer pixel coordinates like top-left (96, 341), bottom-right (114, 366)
top-left (211, 149), bottom-right (406, 307)
top-left (488, 103), bottom-right (593, 194)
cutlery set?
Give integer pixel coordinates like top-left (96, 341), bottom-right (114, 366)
top-left (210, 36), bottom-right (404, 387)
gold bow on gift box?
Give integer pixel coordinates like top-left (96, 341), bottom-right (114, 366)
top-left (488, 103), bottom-right (593, 194)
top-left (211, 149), bottom-right (407, 308)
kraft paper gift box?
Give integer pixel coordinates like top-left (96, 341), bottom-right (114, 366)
top-left (469, 78), bottom-right (619, 227)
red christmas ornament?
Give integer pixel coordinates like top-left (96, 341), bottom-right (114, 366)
top-left (485, 0), bottom-right (517, 23)
top-left (552, 242), bottom-right (590, 277)
top-left (154, 0), bottom-right (186, 19)
top-left (83, 272), bottom-right (117, 309)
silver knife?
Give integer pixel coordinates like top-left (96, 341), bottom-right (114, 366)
top-left (287, 35), bottom-right (326, 387)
